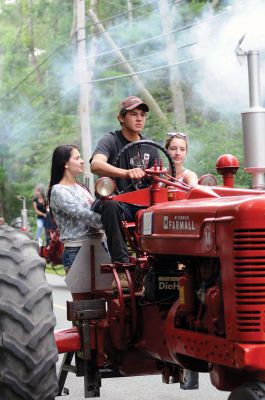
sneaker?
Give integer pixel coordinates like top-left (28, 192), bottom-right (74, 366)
top-left (112, 272), bottom-right (129, 292)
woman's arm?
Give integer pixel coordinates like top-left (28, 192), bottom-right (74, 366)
top-left (51, 187), bottom-right (102, 230)
top-left (32, 201), bottom-right (46, 218)
top-left (184, 171), bottom-right (198, 187)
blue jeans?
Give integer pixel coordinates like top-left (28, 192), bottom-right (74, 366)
top-left (62, 247), bottom-right (81, 273)
top-left (100, 200), bottom-right (144, 263)
top-left (36, 218), bottom-right (45, 241)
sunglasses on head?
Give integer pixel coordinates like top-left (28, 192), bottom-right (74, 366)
top-left (166, 132), bottom-right (187, 138)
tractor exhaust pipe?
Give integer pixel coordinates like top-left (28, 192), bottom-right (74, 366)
top-left (236, 35), bottom-right (265, 190)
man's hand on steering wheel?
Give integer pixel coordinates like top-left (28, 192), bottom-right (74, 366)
top-left (113, 140), bottom-right (176, 194)
top-left (126, 167), bottom-right (146, 180)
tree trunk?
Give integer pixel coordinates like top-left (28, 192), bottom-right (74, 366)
top-left (212, 0), bottom-right (220, 8)
top-left (127, 0), bottom-right (133, 21)
top-left (88, 9), bottom-right (168, 123)
top-left (27, 0), bottom-right (43, 84)
top-left (158, 0), bottom-right (186, 127)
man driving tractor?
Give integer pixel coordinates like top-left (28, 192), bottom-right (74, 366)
top-left (90, 95), bottom-right (159, 266)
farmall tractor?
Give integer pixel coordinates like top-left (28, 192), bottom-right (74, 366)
top-left (1, 40), bottom-right (265, 400)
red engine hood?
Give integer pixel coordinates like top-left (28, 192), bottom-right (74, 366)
top-left (137, 194), bottom-right (265, 256)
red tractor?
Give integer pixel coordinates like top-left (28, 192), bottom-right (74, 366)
top-left (1, 40), bottom-right (265, 400)
top-left (53, 150), bottom-right (265, 400)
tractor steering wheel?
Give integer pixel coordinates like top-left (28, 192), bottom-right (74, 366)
top-left (112, 140), bottom-right (176, 194)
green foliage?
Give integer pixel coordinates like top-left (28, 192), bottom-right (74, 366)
top-left (45, 264), bottom-right (65, 276)
top-left (180, 0), bottom-right (225, 19)
top-left (0, 0), bottom-right (75, 222)
top-left (0, 0), bottom-right (256, 224)
top-left (186, 119), bottom-right (251, 188)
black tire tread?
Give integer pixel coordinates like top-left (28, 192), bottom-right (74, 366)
top-left (228, 381), bottom-right (265, 400)
top-left (0, 225), bottom-right (58, 400)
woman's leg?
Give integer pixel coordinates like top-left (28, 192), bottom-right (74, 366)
top-left (35, 218), bottom-right (44, 241)
top-left (62, 247), bottom-right (81, 274)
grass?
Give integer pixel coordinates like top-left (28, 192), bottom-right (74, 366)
top-left (45, 263), bottom-right (65, 276)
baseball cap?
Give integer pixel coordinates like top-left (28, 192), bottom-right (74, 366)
top-left (119, 96), bottom-right (149, 112)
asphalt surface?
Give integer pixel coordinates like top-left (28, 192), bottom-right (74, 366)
top-left (46, 273), bottom-right (67, 289)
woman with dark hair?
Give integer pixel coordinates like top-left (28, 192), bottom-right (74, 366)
top-left (48, 144), bottom-right (103, 273)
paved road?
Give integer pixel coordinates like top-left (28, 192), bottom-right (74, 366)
top-left (46, 274), bottom-right (229, 400)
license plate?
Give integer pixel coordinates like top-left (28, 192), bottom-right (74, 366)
top-left (143, 212), bottom-right (153, 235)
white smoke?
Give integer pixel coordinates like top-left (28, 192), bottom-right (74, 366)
top-left (190, 0), bottom-right (265, 115)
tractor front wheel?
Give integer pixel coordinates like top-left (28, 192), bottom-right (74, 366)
top-left (228, 381), bottom-right (265, 400)
top-left (0, 225), bottom-right (58, 399)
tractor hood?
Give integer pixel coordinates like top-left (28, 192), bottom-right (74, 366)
top-left (137, 193), bottom-right (265, 257)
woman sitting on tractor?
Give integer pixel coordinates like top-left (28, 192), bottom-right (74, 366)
top-left (165, 131), bottom-right (198, 186)
top-left (48, 144), bottom-right (103, 273)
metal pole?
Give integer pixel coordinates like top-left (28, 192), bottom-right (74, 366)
top-left (243, 49), bottom-right (265, 190)
top-left (247, 50), bottom-right (261, 108)
top-left (20, 196), bottom-right (28, 231)
top-left (236, 36), bottom-right (265, 189)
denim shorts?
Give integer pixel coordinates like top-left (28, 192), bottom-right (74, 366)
top-left (62, 247), bottom-right (81, 273)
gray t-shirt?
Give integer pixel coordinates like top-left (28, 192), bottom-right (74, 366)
top-left (50, 184), bottom-right (102, 243)
top-left (90, 130), bottom-right (159, 193)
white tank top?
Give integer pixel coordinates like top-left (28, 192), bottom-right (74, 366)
top-left (177, 168), bottom-right (190, 182)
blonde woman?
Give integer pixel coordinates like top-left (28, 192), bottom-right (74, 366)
top-left (165, 131), bottom-right (198, 186)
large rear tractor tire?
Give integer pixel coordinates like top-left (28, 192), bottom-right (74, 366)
top-left (0, 225), bottom-right (58, 400)
top-left (228, 381), bottom-right (265, 400)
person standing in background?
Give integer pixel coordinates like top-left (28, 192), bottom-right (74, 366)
top-left (32, 184), bottom-right (47, 243)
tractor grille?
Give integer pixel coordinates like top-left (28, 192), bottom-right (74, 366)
top-left (233, 229), bottom-right (265, 335)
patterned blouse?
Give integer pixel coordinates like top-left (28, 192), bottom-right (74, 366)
top-left (50, 183), bottom-right (102, 243)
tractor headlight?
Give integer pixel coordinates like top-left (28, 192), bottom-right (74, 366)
top-left (95, 177), bottom-right (116, 198)
top-left (198, 174), bottom-right (217, 186)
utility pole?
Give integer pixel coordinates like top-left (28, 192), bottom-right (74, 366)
top-left (0, 155), bottom-right (4, 218)
top-left (88, 9), bottom-right (168, 122)
top-left (76, 0), bottom-right (94, 193)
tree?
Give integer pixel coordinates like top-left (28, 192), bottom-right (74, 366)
top-left (88, 8), bottom-right (168, 123)
top-left (158, 0), bottom-right (186, 127)
top-left (0, 0), bottom-right (253, 222)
